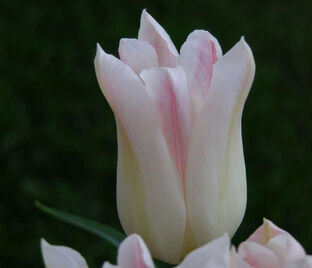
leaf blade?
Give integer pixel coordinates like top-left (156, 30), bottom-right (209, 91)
top-left (35, 200), bottom-right (125, 248)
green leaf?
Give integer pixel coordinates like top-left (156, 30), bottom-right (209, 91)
top-left (35, 200), bottom-right (125, 248)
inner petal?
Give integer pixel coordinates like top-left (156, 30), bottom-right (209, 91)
top-left (180, 30), bottom-right (221, 105)
top-left (119, 38), bottom-right (159, 75)
top-left (140, 66), bottom-right (192, 194)
top-left (138, 10), bottom-right (179, 67)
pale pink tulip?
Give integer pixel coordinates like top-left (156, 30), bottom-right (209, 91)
top-left (94, 9), bottom-right (255, 264)
top-left (41, 234), bottom-right (244, 268)
top-left (41, 234), bottom-right (154, 268)
top-left (41, 221), bottom-right (312, 268)
top-left (238, 219), bottom-right (311, 268)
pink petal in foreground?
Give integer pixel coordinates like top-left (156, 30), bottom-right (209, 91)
top-left (177, 234), bottom-right (231, 268)
top-left (247, 218), bottom-right (288, 245)
top-left (267, 234), bottom-right (306, 266)
top-left (238, 242), bottom-right (280, 268)
top-left (140, 66), bottom-right (192, 192)
top-left (118, 234), bottom-right (155, 268)
top-left (119, 38), bottom-right (158, 75)
top-left (180, 30), bottom-right (222, 104)
top-left (138, 10), bottom-right (178, 67)
top-left (41, 239), bottom-right (88, 268)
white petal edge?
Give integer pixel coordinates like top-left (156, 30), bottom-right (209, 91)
top-left (185, 38), bottom-right (255, 246)
top-left (118, 38), bottom-right (158, 75)
top-left (138, 9), bottom-right (178, 67)
top-left (177, 234), bottom-right (231, 268)
top-left (95, 44), bottom-right (186, 264)
top-left (118, 234), bottom-right (155, 268)
top-left (41, 239), bottom-right (88, 268)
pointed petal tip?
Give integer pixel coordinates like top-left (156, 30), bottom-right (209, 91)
top-left (238, 37), bottom-right (255, 67)
top-left (95, 43), bottom-right (104, 63)
top-left (40, 238), bottom-right (48, 247)
top-left (141, 9), bottom-right (150, 19)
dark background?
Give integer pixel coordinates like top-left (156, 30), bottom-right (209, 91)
top-left (1, 0), bottom-right (312, 266)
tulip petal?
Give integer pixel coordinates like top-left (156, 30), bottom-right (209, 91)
top-left (118, 234), bottom-right (155, 268)
top-left (185, 38), bottom-right (255, 245)
top-left (238, 242), bottom-right (280, 268)
top-left (140, 66), bottom-right (192, 187)
top-left (285, 256), bottom-right (312, 268)
top-left (118, 38), bottom-right (158, 75)
top-left (177, 234), bottom-right (231, 268)
top-left (95, 45), bottom-right (186, 264)
top-left (247, 218), bottom-right (289, 245)
top-left (41, 239), bottom-right (88, 268)
top-left (102, 262), bottom-right (119, 268)
top-left (267, 234), bottom-right (306, 266)
top-left (180, 30), bottom-right (222, 104)
top-left (230, 247), bottom-right (252, 268)
top-left (138, 10), bottom-right (178, 67)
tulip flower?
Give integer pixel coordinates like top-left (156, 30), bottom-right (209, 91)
top-left (238, 219), bottom-right (312, 268)
top-left (41, 234), bottom-right (155, 268)
top-left (94, 9), bottom-right (255, 263)
top-left (40, 234), bottom-right (245, 268)
top-left (40, 220), bottom-right (312, 268)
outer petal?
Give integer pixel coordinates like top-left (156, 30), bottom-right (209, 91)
top-left (118, 234), bottom-right (155, 268)
top-left (177, 234), bottom-right (231, 268)
top-left (238, 242), bottom-right (280, 268)
top-left (118, 38), bottom-right (158, 75)
top-left (41, 239), bottom-right (88, 268)
top-left (185, 38), bottom-right (255, 246)
top-left (247, 218), bottom-right (289, 245)
top-left (95, 45), bottom-right (186, 264)
top-left (180, 30), bottom-right (222, 104)
top-left (138, 10), bottom-right (178, 67)
top-left (267, 234), bottom-right (306, 266)
top-left (140, 66), bottom-right (192, 187)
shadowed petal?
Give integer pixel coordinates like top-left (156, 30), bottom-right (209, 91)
top-left (119, 38), bottom-right (158, 75)
top-left (177, 234), bottom-right (231, 268)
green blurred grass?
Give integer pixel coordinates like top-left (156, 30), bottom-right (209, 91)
top-left (1, 0), bottom-right (312, 266)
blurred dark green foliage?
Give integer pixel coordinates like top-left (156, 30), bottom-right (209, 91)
top-left (1, 0), bottom-right (312, 267)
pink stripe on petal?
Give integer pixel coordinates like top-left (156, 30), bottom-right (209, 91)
top-left (118, 234), bottom-right (154, 268)
top-left (180, 30), bottom-right (221, 104)
top-left (141, 67), bottom-right (192, 195)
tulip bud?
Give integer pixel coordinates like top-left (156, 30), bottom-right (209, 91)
top-left (94, 9), bottom-right (255, 264)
